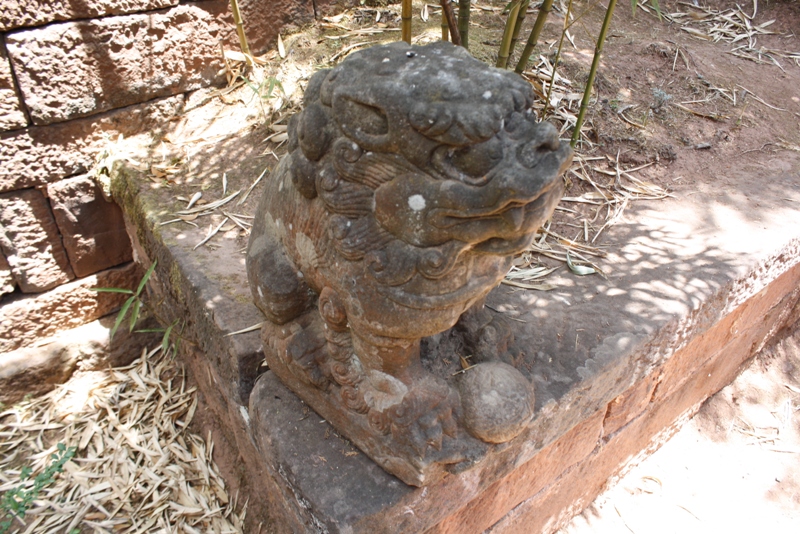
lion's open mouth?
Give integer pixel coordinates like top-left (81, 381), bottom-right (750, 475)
top-left (427, 177), bottom-right (562, 252)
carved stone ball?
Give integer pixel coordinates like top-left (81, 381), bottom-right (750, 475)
top-left (457, 362), bottom-right (534, 443)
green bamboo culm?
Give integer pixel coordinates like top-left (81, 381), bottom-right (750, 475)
top-left (442, 9), bottom-right (450, 41)
top-left (508, 0), bottom-right (530, 61)
top-left (543, 0), bottom-right (573, 118)
top-left (402, 0), bottom-right (412, 44)
top-left (571, 0), bottom-right (618, 147)
top-left (458, 0), bottom-right (471, 49)
top-left (514, 0), bottom-right (554, 74)
top-left (496, 0), bottom-right (522, 68)
top-left (229, 0), bottom-right (252, 65)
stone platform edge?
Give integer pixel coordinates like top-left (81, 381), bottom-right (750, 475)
top-left (110, 154), bottom-right (800, 532)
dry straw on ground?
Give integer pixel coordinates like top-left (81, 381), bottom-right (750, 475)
top-left (0, 347), bottom-right (246, 534)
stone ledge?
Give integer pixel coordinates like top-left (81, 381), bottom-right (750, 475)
top-left (110, 117), bottom-right (800, 532)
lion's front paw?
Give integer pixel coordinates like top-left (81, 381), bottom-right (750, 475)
top-left (383, 376), bottom-right (459, 456)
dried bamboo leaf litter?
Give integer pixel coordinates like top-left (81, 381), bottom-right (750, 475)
top-left (0, 346), bottom-right (246, 534)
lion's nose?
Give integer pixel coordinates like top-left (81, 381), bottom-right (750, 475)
top-left (517, 123), bottom-right (562, 169)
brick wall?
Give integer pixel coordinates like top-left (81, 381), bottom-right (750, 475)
top-left (0, 0), bottom-right (344, 354)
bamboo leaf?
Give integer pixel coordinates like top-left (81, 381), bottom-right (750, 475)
top-left (90, 287), bottom-right (134, 294)
top-left (129, 299), bottom-right (141, 332)
top-left (162, 322), bottom-right (176, 354)
top-left (566, 251), bottom-right (597, 276)
top-left (112, 296), bottom-right (135, 339)
top-left (136, 260), bottom-right (158, 297)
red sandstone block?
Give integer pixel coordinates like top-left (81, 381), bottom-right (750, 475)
top-left (0, 95), bottom-right (183, 193)
top-left (5, 1), bottom-right (233, 125)
top-left (432, 410), bottom-right (604, 534)
top-left (47, 175), bottom-right (132, 278)
top-left (0, 188), bottom-right (74, 292)
top-left (0, 262), bottom-right (138, 352)
top-left (490, 282), bottom-right (797, 533)
top-left (0, 249), bottom-right (14, 297)
top-left (0, 0), bottom-right (178, 32)
top-left (602, 371), bottom-right (658, 437)
top-left (653, 261), bottom-right (800, 403)
top-left (0, 44), bottom-right (27, 132)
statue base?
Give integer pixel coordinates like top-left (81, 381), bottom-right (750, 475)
top-left (111, 127), bottom-right (800, 533)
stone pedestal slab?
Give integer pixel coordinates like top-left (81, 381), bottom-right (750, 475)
top-left (111, 124), bottom-right (800, 532)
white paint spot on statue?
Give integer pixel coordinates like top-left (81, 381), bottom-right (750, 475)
top-left (408, 194), bottom-right (426, 211)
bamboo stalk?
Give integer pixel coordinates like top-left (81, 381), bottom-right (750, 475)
top-left (497, 0), bottom-right (522, 68)
top-left (229, 0), bottom-right (252, 66)
top-left (458, 0), bottom-right (471, 49)
top-left (571, 0), bottom-right (618, 147)
top-left (442, 9), bottom-right (450, 41)
top-left (509, 0), bottom-right (530, 60)
top-left (543, 0), bottom-right (573, 118)
top-left (402, 0), bottom-right (412, 44)
top-left (514, 0), bottom-right (554, 73)
top-left (441, 0), bottom-right (462, 46)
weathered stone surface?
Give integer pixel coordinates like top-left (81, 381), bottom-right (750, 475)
top-left (0, 312), bottom-right (160, 404)
top-left (0, 44), bottom-right (26, 132)
top-left (0, 262), bottom-right (138, 352)
top-left (652, 258), bottom-right (800, 405)
top-left (247, 41), bottom-right (573, 486)
top-left (0, 95), bottom-right (183, 193)
top-left (6, 1), bottom-right (233, 125)
top-left (0, 249), bottom-right (14, 297)
top-left (0, 0), bottom-right (178, 32)
top-left (602, 371), bottom-right (658, 437)
top-left (0, 188), bottom-right (73, 292)
top-left (433, 410), bottom-right (604, 534)
top-left (48, 174), bottom-right (132, 277)
top-left (490, 315), bottom-right (773, 534)
top-left (236, 0), bottom-right (315, 55)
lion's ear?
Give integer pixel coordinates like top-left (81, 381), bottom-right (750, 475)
top-left (304, 69), bottom-right (331, 106)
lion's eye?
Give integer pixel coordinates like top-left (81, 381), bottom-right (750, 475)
top-left (449, 137), bottom-right (504, 179)
top-left (338, 98), bottom-right (389, 136)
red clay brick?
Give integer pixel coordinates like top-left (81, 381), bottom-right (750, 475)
top-left (0, 95), bottom-right (183, 193)
top-left (653, 261), bottom-right (800, 403)
top-left (48, 175), bottom-right (132, 277)
top-left (0, 43), bottom-right (26, 132)
top-left (602, 371), bottom-right (659, 437)
top-left (0, 188), bottom-right (73, 292)
top-left (0, 0), bottom-right (178, 32)
top-left (0, 262), bottom-right (138, 352)
top-left (432, 410), bottom-right (604, 534)
top-left (6, 2), bottom-right (233, 125)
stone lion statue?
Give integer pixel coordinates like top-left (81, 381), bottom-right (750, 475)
top-left (247, 41), bottom-right (572, 485)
